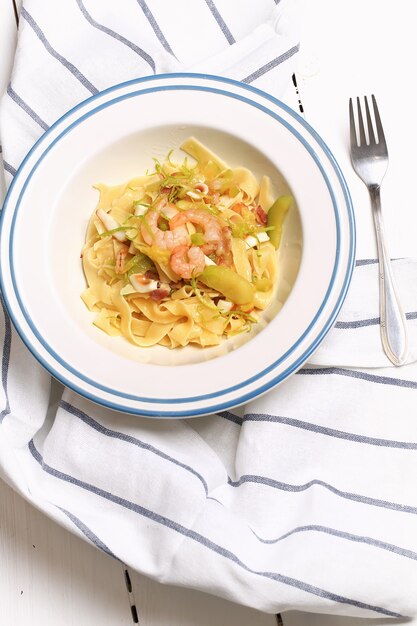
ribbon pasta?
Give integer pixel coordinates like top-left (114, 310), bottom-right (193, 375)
top-left (81, 137), bottom-right (289, 349)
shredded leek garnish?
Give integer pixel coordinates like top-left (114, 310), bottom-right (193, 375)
top-left (99, 226), bottom-right (127, 238)
top-left (139, 215), bottom-right (154, 240)
top-left (224, 309), bottom-right (257, 334)
top-left (190, 277), bottom-right (218, 311)
top-left (99, 226), bottom-right (138, 240)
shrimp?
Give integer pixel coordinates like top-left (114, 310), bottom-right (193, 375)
top-left (170, 245), bottom-right (205, 279)
top-left (141, 201), bottom-right (190, 250)
top-left (169, 209), bottom-right (230, 257)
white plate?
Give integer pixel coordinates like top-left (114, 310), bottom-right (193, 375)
top-left (0, 74), bottom-right (355, 417)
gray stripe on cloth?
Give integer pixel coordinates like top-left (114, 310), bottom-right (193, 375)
top-left (242, 44), bottom-right (300, 84)
top-left (3, 160), bottom-right (17, 177)
top-left (75, 0), bottom-right (155, 73)
top-left (203, 0), bottom-right (235, 44)
top-left (218, 411), bottom-right (243, 425)
top-left (21, 7), bottom-right (98, 95)
top-left (0, 295), bottom-right (11, 422)
top-left (335, 311), bottom-right (417, 329)
top-left (135, 0), bottom-right (175, 55)
top-left (228, 475), bottom-right (417, 515)
top-left (355, 258), bottom-right (378, 266)
top-left (243, 413), bottom-right (417, 449)
top-left (60, 400), bottom-right (209, 494)
top-left (251, 524), bottom-right (417, 561)
top-left (28, 439), bottom-right (402, 618)
top-left (297, 367), bottom-right (417, 390)
top-left (7, 84), bottom-right (49, 131)
top-left (58, 506), bottom-right (118, 559)
top-left (355, 258), bottom-right (402, 266)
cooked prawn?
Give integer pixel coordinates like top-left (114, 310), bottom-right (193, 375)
top-left (141, 201), bottom-right (189, 250)
top-left (169, 209), bottom-right (230, 257)
top-left (170, 245), bottom-right (205, 279)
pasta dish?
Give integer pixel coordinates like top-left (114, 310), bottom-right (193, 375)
top-left (81, 137), bottom-right (291, 348)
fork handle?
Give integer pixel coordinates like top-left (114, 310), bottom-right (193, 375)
top-left (370, 185), bottom-right (408, 365)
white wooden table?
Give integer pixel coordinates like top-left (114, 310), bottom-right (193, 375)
top-left (1, 0), bottom-right (416, 624)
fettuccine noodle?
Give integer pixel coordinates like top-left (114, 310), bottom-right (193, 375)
top-left (81, 137), bottom-right (290, 348)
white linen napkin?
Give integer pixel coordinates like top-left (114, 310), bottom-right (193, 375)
top-left (2, 0), bottom-right (417, 618)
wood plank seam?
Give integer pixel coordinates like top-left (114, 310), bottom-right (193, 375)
top-left (291, 73), bottom-right (305, 116)
top-left (124, 567), bottom-right (140, 624)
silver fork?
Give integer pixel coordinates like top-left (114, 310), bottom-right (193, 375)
top-left (349, 95), bottom-right (408, 366)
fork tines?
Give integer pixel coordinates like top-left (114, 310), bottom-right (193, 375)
top-left (349, 95), bottom-right (386, 150)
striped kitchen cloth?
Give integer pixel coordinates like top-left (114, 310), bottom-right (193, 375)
top-left (2, 0), bottom-right (417, 619)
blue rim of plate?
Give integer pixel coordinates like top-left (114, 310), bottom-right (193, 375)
top-left (0, 73), bottom-right (356, 417)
